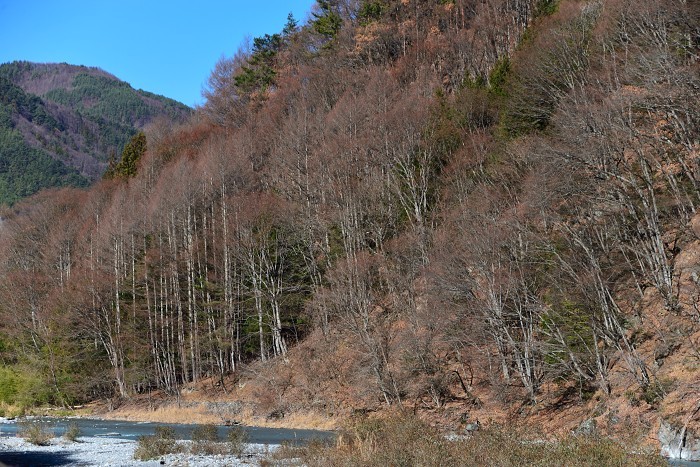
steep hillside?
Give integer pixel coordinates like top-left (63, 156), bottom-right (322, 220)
top-left (0, 61), bottom-right (191, 204)
top-left (0, 0), bottom-right (698, 458)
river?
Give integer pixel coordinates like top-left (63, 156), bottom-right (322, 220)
top-left (0, 416), bottom-right (334, 444)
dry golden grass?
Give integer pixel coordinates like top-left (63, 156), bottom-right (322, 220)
top-left (269, 413), bottom-right (667, 467)
top-left (99, 400), bottom-right (338, 431)
top-left (101, 406), bottom-right (220, 425)
top-left (235, 408), bottom-right (339, 431)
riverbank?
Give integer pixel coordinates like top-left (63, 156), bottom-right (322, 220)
top-left (99, 404), bottom-right (339, 431)
top-left (86, 389), bottom-right (340, 431)
top-left (0, 435), bottom-right (273, 466)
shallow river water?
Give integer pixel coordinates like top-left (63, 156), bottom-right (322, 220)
top-left (0, 416), bottom-right (334, 443)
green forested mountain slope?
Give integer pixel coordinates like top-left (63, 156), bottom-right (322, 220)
top-left (0, 61), bottom-right (191, 205)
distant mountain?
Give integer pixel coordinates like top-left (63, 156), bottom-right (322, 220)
top-left (0, 61), bottom-right (192, 204)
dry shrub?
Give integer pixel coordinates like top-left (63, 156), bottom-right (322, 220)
top-left (191, 423), bottom-right (219, 442)
top-left (133, 425), bottom-right (182, 460)
top-left (18, 421), bottom-right (52, 446)
top-left (188, 424), bottom-right (249, 456)
top-left (458, 424), bottom-right (666, 466)
top-left (190, 423), bottom-right (221, 455)
top-left (272, 414), bottom-right (666, 467)
top-left (63, 422), bottom-right (80, 442)
top-left (265, 438), bottom-right (332, 466)
top-left (226, 426), bottom-right (250, 456)
top-left (296, 413), bottom-right (456, 466)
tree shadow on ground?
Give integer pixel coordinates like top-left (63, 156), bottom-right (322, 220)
top-left (0, 450), bottom-right (76, 466)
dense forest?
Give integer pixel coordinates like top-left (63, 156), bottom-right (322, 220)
top-left (0, 62), bottom-right (191, 204)
top-left (0, 0), bottom-right (698, 446)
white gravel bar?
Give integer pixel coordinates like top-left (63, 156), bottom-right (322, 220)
top-left (0, 435), bottom-right (275, 466)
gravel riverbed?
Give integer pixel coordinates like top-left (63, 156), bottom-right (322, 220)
top-left (0, 435), bottom-right (275, 466)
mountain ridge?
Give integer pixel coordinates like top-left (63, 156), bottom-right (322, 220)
top-left (0, 61), bottom-right (191, 204)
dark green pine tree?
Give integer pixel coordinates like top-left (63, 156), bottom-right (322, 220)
top-left (105, 131), bottom-right (146, 179)
top-left (313, 0), bottom-right (342, 40)
top-left (234, 34), bottom-right (283, 94)
top-left (283, 12), bottom-right (298, 36)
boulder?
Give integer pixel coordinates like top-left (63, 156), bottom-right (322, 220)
top-left (659, 419), bottom-right (700, 461)
top-left (464, 419), bottom-right (480, 433)
top-left (574, 418), bottom-right (597, 436)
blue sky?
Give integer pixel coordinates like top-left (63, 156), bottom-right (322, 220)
top-left (0, 0), bottom-right (317, 107)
